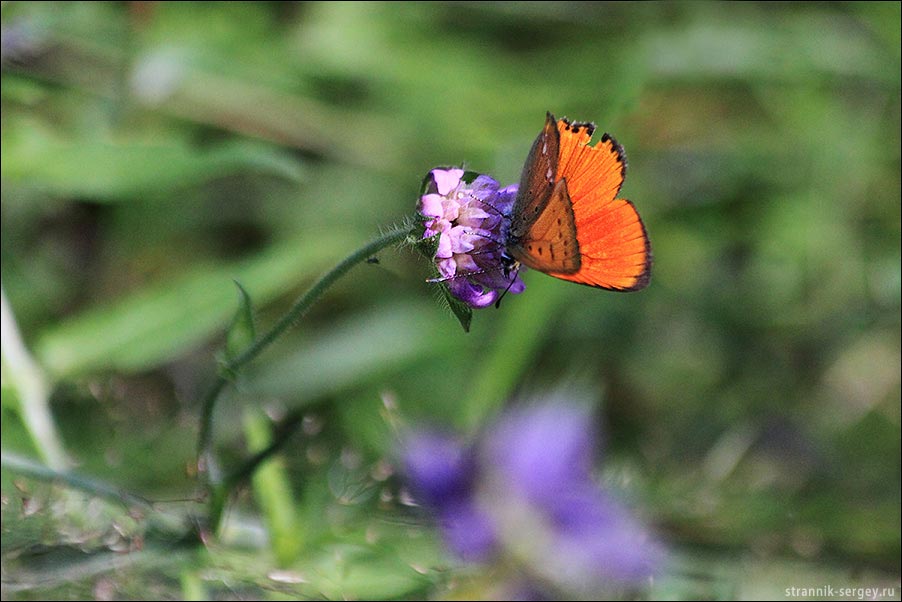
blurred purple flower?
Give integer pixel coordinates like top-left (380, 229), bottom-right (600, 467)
top-left (1, 22), bottom-right (41, 65)
top-left (402, 431), bottom-right (497, 561)
top-left (400, 397), bottom-right (661, 592)
top-left (418, 168), bottom-right (525, 308)
top-left (402, 431), bottom-right (473, 508)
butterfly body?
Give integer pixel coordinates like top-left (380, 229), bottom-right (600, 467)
top-left (506, 112), bottom-right (651, 292)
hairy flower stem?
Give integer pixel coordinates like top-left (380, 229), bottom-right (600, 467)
top-left (197, 224), bottom-right (413, 527)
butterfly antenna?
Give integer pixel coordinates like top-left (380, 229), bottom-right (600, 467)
top-left (425, 256), bottom-right (508, 284)
top-left (467, 230), bottom-right (505, 248)
top-left (462, 191), bottom-right (509, 220)
top-left (427, 267), bottom-right (493, 284)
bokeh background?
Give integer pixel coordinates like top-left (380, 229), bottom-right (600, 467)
top-left (2, 2), bottom-right (899, 599)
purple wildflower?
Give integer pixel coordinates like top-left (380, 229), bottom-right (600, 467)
top-left (401, 431), bottom-right (473, 508)
top-left (400, 395), bottom-right (662, 593)
top-left (418, 168), bottom-right (525, 308)
top-left (401, 432), bottom-right (497, 561)
top-left (483, 401), bottom-right (661, 589)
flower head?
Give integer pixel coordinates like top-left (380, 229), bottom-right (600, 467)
top-left (400, 394), bottom-right (662, 594)
top-left (418, 168), bottom-right (525, 308)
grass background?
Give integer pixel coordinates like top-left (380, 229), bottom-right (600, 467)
top-left (1, 2), bottom-right (899, 599)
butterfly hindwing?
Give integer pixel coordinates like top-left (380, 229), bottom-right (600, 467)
top-left (508, 177), bottom-right (581, 274)
top-left (546, 197), bottom-right (651, 291)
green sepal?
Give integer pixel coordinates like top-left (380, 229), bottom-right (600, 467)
top-left (414, 232), bottom-right (473, 333)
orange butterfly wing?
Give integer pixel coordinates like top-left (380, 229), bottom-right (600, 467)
top-left (545, 116), bottom-right (652, 291)
top-left (508, 177), bottom-right (581, 273)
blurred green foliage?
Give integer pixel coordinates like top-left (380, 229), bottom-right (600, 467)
top-left (1, 2), bottom-right (899, 599)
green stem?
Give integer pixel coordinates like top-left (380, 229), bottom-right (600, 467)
top-left (1, 450), bottom-right (151, 509)
top-left (1, 451), bottom-right (198, 543)
top-left (207, 410), bottom-right (305, 531)
top-left (196, 224), bottom-right (412, 484)
top-left (223, 410), bottom-right (304, 492)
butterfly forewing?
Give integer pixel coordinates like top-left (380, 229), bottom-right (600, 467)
top-left (510, 112), bottom-right (560, 238)
top-left (548, 120), bottom-right (651, 291)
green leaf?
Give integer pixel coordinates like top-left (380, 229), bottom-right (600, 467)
top-left (436, 280), bottom-right (473, 334)
top-left (35, 232), bottom-right (360, 378)
top-left (247, 302), bottom-right (461, 403)
top-left (0, 125), bottom-right (304, 201)
top-left (300, 544), bottom-right (431, 600)
top-left (179, 569), bottom-right (208, 602)
top-left (243, 404), bottom-right (303, 566)
top-left (223, 281), bottom-right (256, 364)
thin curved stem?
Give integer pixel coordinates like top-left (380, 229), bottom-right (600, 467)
top-left (224, 409), bottom-right (304, 492)
top-left (196, 224), bottom-right (412, 478)
top-left (1, 451), bottom-right (199, 543)
top-left (1, 450), bottom-right (151, 509)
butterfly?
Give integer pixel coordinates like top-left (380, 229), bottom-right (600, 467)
top-left (503, 112), bottom-right (651, 291)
